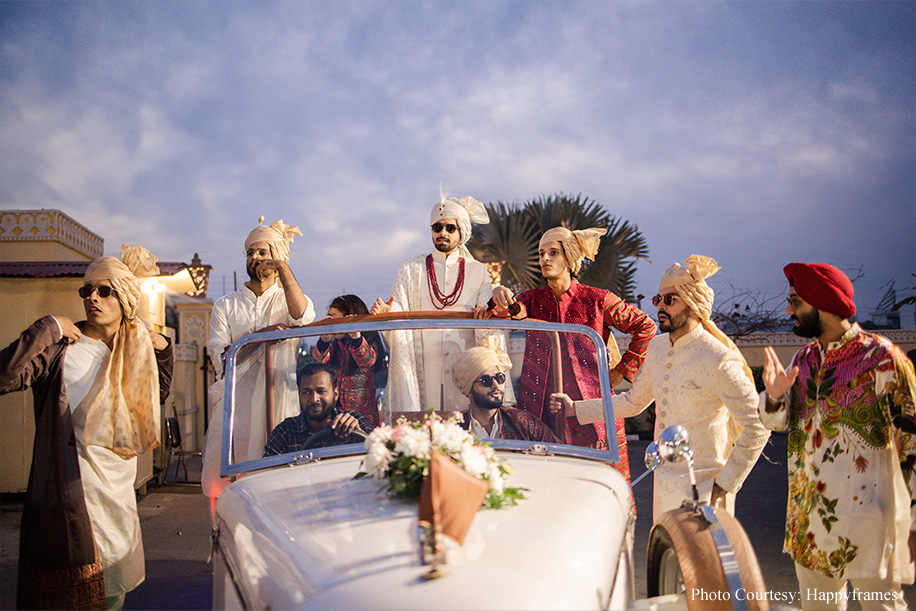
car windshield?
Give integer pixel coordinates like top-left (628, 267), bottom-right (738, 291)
top-left (219, 314), bottom-right (619, 477)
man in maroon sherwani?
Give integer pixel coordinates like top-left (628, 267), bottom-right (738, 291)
top-left (489, 226), bottom-right (656, 484)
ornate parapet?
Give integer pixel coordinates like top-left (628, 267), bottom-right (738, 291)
top-left (0, 210), bottom-right (103, 259)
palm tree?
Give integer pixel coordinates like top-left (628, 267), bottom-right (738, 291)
top-left (467, 193), bottom-right (650, 302)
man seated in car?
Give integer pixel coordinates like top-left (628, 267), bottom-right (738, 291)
top-left (452, 347), bottom-right (560, 443)
top-left (264, 362), bottom-right (374, 456)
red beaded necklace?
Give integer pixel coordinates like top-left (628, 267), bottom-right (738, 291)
top-left (426, 254), bottom-right (466, 309)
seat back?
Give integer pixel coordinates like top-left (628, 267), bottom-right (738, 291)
top-left (165, 416), bottom-right (181, 448)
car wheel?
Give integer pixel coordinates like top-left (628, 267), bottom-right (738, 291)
top-left (646, 507), bottom-right (768, 611)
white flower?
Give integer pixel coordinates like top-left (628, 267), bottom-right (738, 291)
top-left (432, 421), bottom-right (472, 456)
top-left (363, 442), bottom-right (393, 478)
top-left (460, 444), bottom-right (489, 478)
top-left (486, 462), bottom-right (505, 495)
top-left (395, 426), bottom-right (431, 459)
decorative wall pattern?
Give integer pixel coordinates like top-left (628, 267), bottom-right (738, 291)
top-left (0, 210), bottom-right (103, 258)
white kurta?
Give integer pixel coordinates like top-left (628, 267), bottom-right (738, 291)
top-left (65, 336), bottom-right (144, 597)
top-left (203, 282), bottom-right (314, 495)
top-left (384, 251), bottom-right (494, 418)
top-left (613, 324), bottom-right (770, 521)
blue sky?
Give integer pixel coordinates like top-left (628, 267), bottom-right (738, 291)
top-left (1, 1), bottom-right (913, 324)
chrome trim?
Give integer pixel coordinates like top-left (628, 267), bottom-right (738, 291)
top-left (220, 317), bottom-right (619, 477)
top-left (698, 505), bottom-right (747, 611)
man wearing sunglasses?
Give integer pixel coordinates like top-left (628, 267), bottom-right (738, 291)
top-left (202, 217), bottom-right (316, 505)
top-left (0, 246), bottom-right (173, 610)
top-left (452, 347), bottom-right (558, 443)
top-left (550, 255), bottom-right (768, 522)
top-left (370, 190), bottom-right (495, 417)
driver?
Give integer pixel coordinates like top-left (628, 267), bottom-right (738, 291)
top-left (452, 347), bottom-right (559, 443)
top-left (264, 363), bottom-right (373, 455)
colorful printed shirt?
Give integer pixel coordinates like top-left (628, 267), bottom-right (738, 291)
top-left (312, 335), bottom-right (380, 427)
top-left (759, 324), bottom-right (916, 582)
top-left (492, 281), bottom-right (657, 482)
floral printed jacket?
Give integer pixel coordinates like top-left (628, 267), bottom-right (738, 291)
top-left (760, 324), bottom-right (916, 582)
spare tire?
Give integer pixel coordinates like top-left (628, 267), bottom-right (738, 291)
top-left (646, 506), bottom-right (768, 611)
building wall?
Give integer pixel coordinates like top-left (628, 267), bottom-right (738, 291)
top-left (0, 209), bottom-right (103, 261)
top-left (0, 277), bottom-right (87, 492)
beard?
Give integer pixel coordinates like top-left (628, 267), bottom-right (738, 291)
top-left (246, 260), bottom-right (260, 281)
top-left (658, 309), bottom-right (689, 334)
top-left (434, 239), bottom-right (454, 253)
top-left (792, 308), bottom-right (823, 338)
top-left (304, 401), bottom-right (334, 422)
top-left (471, 387), bottom-right (503, 411)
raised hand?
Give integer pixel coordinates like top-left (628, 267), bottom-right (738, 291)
top-left (762, 346), bottom-right (798, 407)
top-left (370, 296), bottom-right (394, 315)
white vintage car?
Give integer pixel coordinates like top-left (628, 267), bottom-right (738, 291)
top-left (212, 314), bottom-right (767, 610)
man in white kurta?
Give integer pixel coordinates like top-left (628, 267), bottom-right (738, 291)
top-left (551, 255), bottom-right (769, 521)
top-left (371, 192), bottom-right (494, 418)
top-left (202, 217), bottom-right (315, 499)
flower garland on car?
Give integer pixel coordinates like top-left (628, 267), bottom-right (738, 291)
top-left (355, 412), bottom-right (525, 509)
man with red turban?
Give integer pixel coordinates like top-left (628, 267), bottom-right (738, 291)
top-left (489, 226), bottom-right (656, 486)
top-left (0, 245), bottom-right (173, 610)
top-left (762, 262), bottom-right (916, 609)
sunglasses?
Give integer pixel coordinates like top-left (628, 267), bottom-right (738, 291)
top-left (431, 222), bottom-right (459, 234)
top-left (78, 285), bottom-right (117, 299)
top-left (476, 372), bottom-right (506, 387)
top-left (651, 293), bottom-right (679, 307)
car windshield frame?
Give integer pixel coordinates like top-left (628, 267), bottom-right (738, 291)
top-left (219, 314), bottom-right (620, 478)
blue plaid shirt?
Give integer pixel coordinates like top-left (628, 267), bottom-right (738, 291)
top-left (263, 408), bottom-right (374, 456)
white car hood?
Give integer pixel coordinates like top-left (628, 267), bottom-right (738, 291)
top-left (216, 452), bottom-right (632, 610)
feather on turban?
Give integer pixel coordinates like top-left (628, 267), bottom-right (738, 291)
top-left (245, 216), bottom-right (302, 263)
top-left (430, 187), bottom-right (489, 258)
top-left (659, 255), bottom-right (753, 384)
top-left (539, 226), bottom-right (607, 276)
top-left (78, 244), bottom-right (162, 459)
top-left (451, 346), bottom-right (512, 397)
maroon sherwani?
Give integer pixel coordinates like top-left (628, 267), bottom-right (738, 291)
top-left (0, 316), bottom-right (173, 609)
top-left (493, 282), bottom-right (656, 483)
top-left (460, 406), bottom-right (561, 444)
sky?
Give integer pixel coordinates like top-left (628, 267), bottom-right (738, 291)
top-left (1, 1), bottom-right (914, 326)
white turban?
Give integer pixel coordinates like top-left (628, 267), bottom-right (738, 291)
top-left (244, 216), bottom-right (302, 262)
top-left (430, 189), bottom-right (489, 258)
top-left (539, 226), bottom-right (607, 276)
top-left (78, 244), bottom-right (162, 458)
top-left (659, 255), bottom-right (753, 384)
top-left (451, 347), bottom-right (512, 397)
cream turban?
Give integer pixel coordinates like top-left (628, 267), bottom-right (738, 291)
top-left (430, 188), bottom-right (489, 258)
top-left (84, 244), bottom-right (160, 320)
top-left (451, 347), bottom-right (512, 397)
top-left (539, 226), bottom-right (607, 276)
top-left (659, 255), bottom-right (753, 384)
top-left (78, 244), bottom-right (162, 458)
top-left (244, 216), bottom-right (302, 262)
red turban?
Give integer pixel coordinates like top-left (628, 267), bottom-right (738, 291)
top-left (784, 263), bottom-right (856, 318)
